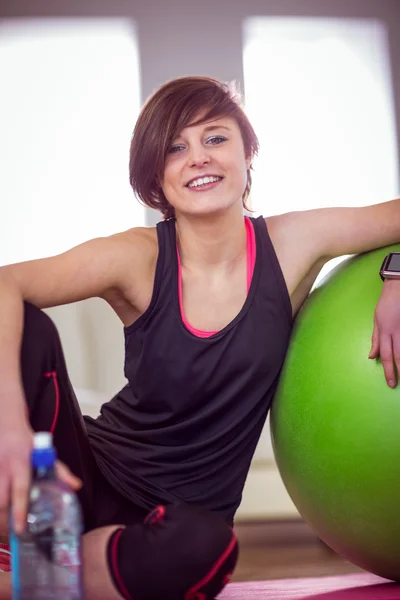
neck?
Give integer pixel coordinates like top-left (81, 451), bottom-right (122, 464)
top-left (175, 207), bottom-right (247, 272)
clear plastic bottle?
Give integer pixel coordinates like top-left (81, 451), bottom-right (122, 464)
top-left (10, 432), bottom-right (84, 600)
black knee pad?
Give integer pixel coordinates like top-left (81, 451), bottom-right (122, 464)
top-left (106, 503), bottom-right (238, 600)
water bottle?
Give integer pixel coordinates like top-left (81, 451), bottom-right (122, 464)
top-left (10, 432), bottom-right (84, 599)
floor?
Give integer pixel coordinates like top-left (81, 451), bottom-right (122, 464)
top-left (232, 518), bottom-right (363, 582)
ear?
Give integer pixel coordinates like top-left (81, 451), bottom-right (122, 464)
top-left (245, 155), bottom-right (252, 170)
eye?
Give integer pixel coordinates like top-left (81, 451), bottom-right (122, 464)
top-left (168, 144), bottom-right (185, 154)
top-left (206, 135), bottom-right (227, 145)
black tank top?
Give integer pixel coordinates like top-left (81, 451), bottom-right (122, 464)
top-left (84, 216), bottom-right (292, 524)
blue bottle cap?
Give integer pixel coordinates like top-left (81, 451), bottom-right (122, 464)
top-left (31, 431), bottom-right (57, 468)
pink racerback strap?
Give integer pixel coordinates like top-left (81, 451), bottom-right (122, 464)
top-left (177, 216), bottom-right (256, 338)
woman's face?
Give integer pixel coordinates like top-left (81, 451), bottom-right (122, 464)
top-left (161, 115), bottom-right (251, 218)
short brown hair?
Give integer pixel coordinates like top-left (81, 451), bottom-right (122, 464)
top-left (129, 76), bottom-right (259, 220)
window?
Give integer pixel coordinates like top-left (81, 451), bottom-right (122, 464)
top-left (243, 17), bottom-right (399, 217)
top-left (0, 18), bottom-right (142, 265)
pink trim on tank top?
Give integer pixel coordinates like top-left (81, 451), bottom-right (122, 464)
top-left (177, 216), bottom-right (256, 338)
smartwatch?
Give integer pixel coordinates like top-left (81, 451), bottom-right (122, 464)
top-left (379, 252), bottom-right (400, 281)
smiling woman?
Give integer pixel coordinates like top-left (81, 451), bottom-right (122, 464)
top-left (129, 76), bottom-right (259, 219)
top-left (0, 74), bottom-right (399, 600)
top-left (162, 116), bottom-right (253, 218)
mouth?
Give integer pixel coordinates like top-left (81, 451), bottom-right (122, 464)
top-left (186, 175), bottom-right (223, 191)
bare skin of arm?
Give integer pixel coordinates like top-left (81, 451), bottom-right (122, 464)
top-left (0, 227), bottom-right (158, 534)
top-left (268, 198), bottom-right (400, 383)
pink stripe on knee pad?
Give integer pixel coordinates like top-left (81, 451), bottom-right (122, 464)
top-left (110, 528), bottom-right (134, 600)
top-left (144, 505), bottom-right (166, 526)
top-left (184, 532), bottom-right (238, 600)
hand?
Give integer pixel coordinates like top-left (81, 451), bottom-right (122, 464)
top-left (0, 411), bottom-right (33, 535)
top-left (0, 408), bottom-right (82, 535)
top-left (369, 279), bottom-right (400, 387)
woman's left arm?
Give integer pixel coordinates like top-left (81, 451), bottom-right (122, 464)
top-left (270, 198), bottom-right (400, 386)
top-left (307, 198), bottom-right (400, 388)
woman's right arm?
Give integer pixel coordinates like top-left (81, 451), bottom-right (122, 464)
top-left (0, 229), bottom-right (150, 533)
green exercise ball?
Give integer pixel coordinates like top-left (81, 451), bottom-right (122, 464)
top-left (270, 244), bottom-right (400, 581)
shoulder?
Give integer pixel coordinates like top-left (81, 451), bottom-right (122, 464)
top-left (263, 211), bottom-right (331, 314)
top-left (264, 210), bottom-right (326, 251)
top-left (97, 225), bottom-right (159, 325)
top-left (107, 225), bottom-right (159, 286)
top-left (264, 207), bottom-right (352, 267)
top-left (106, 225), bottom-right (158, 272)
top-left (111, 225), bottom-right (158, 251)
top-left (263, 210), bottom-right (325, 268)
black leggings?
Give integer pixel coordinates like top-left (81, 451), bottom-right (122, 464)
top-left (21, 300), bottom-right (146, 532)
top-left (19, 302), bottom-right (238, 599)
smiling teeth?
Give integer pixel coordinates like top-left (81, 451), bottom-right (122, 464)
top-left (188, 176), bottom-right (221, 188)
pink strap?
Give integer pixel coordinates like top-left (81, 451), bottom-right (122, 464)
top-left (245, 215), bottom-right (256, 291)
top-left (44, 371), bottom-right (60, 434)
top-left (177, 217), bottom-right (256, 338)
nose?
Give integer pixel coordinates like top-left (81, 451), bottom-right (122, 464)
top-left (187, 143), bottom-right (210, 167)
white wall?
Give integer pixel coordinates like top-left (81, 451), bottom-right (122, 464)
top-left (0, 17), bottom-right (142, 398)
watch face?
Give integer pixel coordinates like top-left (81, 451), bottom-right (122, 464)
top-left (387, 253), bottom-right (400, 271)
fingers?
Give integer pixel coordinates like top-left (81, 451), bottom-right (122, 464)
top-left (369, 316), bottom-right (380, 359)
top-left (55, 460), bottom-right (83, 491)
top-left (8, 461), bottom-right (82, 536)
top-left (11, 463), bottom-right (30, 535)
top-left (379, 333), bottom-right (397, 388)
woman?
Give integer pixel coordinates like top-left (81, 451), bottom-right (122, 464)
top-left (0, 76), bottom-right (399, 600)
